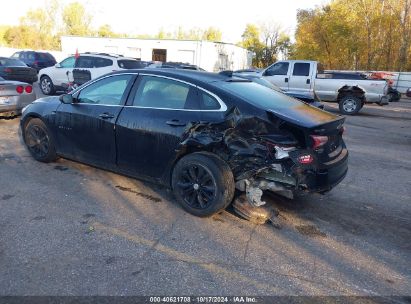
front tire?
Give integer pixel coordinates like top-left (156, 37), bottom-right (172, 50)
top-left (24, 118), bottom-right (57, 162)
top-left (339, 95), bottom-right (362, 115)
top-left (172, 153), bottom-right (235, 217)
top-left (40, 75), bottom-right (55, 95)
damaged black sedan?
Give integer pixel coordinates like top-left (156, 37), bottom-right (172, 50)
top-left (20, 69), bottom-right (348, 217)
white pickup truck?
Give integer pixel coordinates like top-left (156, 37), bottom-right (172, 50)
top-left (257, 60), bottom-right (388, 115)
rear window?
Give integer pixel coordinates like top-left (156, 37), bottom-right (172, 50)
top-left (0, 58), bottom-right (27, 67)
top-left (76, 56), bottom-right (94, 68)
top-left (93, 57), bottom-right (113, 68)
top-left (118, 60), bottom-right (147, 69)
top-left (293, 63), bottom-right (310, 76)
top-left (221, 81), bottom-right (303, 110)
top-left (36, 52), bottom-right (56, 62)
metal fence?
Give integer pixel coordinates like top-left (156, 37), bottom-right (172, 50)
top-left (326, 69), bottom-right (411, 94)
top-left (393, 72), bottom-right (411, 93)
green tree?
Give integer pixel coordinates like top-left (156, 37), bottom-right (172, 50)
top-left (97, 24), bottom-right (117, 38)
top-left (202, 27), bottom-right (222, 41)
top-left (240, 23), bottom-right (290, 67)
top-left (0, 26), bottom-right (11, 46)
top-left (62, 2), bottom-right (91, 36)
top-left (292, 0), bottom-right (411, 71)
top-left (4, 25), bottom-right (39, 49)
top-left (240, 24), bottom-right (265, 67)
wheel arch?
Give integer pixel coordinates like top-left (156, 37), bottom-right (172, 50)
top-left (21, 114), bottom-right (46, 141)
top-left (167, 148), bottom-right (231, 189)
top-left (337, 85), bottom-right (366, 103)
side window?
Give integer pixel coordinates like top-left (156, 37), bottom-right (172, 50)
top-left (60, 57), bottom-right (75, 68)
top-left (266, 62), bottom-right (289, 76)
top-left (20, 52), bottom-right (27, 60)
top-left (27, 52), bottom-right (36, 61)
top-left (77, 75), bottom-right (132, 105)
top-left (133, 76), bottom-right (191, 110)
top-left (75, 56), bottom-right (94, 68)
top-left (198, 90), bottom-right (220, 110)
top-left (292, 63), bottom-right (310, 76)
top-left (93, 57), bottom-right (113, 68)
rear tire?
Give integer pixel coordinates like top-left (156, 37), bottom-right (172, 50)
top-left (40, 75), bottom-right (55, 95)
top-left (172, 152), bottom-right (235, 217)
top-left (339, 95), bottom-right (362, 115)
top-left (24, 118), bottom-right (57, 162)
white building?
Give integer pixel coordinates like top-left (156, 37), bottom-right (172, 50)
top-left (60, 36), bottom-right (253, 72)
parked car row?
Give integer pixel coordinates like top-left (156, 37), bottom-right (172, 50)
top-left (38, 53), bottom-right (205, 95)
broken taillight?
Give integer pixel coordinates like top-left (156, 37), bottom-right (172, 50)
top-left (310, 135), bottom-right (328, 149)
top-left (298, 154), bottom-right (314, 164)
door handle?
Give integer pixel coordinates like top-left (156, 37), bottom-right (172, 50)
top-left (285, 77), bottom-right (288, 83)
top-left (99, 113), bottom-right (115, 119)
top-left (306, 79), bottom-right (311, 84)
top-left (166, 119), bottom-right (186, 127)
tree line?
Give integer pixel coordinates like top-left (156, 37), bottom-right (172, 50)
top-left (0, 0), bottom-right (222, 50)
top-left (1, 0), bottom-right (410, 71)
top-left (292, 0), bottom-right (411, 71)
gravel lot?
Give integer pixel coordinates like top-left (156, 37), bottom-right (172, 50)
top-left (0, 87), bottom-right (410, 297)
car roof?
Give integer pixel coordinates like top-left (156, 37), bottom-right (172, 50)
top-left (79, 52), bottom-right (135, 61)
top-left (113, 68), bottom-right (239, 85)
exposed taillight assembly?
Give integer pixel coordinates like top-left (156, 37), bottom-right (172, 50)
top-left (25, 85), bottom-right (33, 93)
top-left (310, 135), bottom-right (328, 149)
top-left (298, 154), bottom-right (314, 164)
top-left (265, 141), bottom-right (296, 160)
top-left (4, 68), bottom-right (12, 73)
top-left (16, 85), bottom-right (24, 94)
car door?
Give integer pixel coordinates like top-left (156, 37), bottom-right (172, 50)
top-left (53, 56), bottom-right (76, 87)
top-left (73, 55), bottom-right (97, 80)
top-left (54, 74), bottom-right (135, 168)
top-left (115, 74), bottom-right (204, 180)
top-left (90, 57), bottom-right (114, 79)
top-left (262, 61), bottom-right (291, 91)
top-left (288, 62), bottom-right (314, 95)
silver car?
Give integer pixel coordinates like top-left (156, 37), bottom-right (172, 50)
top-left (0, 77), bottom-right (36, 118)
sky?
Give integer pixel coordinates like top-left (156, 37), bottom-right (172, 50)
top-left (1, 0), bottom-right (328, 43)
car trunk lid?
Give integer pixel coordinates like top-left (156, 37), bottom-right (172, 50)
top-left (267, 106), bottom-right (345, 164)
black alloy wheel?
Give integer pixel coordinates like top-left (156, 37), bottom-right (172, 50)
top-left (176, 164), bottom-right (217, 210)
top-left (24, 118), bottom-right (57, 162)
top-left (172, 153), bottom-right (235, 217)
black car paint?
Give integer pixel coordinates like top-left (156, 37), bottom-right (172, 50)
top-left (0, 57), bottom-right (38, 84)
top-left (12, 51), bottom-right (57, 72)
top-left (21, 69), bottom-right (348, 194)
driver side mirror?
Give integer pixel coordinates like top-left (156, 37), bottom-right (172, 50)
top-left (55, 63), bottom-right (61, 68)
top-left (59, 94), bottom-right (76, 104)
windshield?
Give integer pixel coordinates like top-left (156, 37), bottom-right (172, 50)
top-left (0, 58), bottom-right (27, 67)
top-left (221, 81), bottom-right (338, 127)
top-left (221, 81), bottom-right (304, 109)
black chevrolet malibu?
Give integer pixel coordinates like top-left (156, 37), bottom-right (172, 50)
top-left (20, 69), bottom-right (348, 217)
